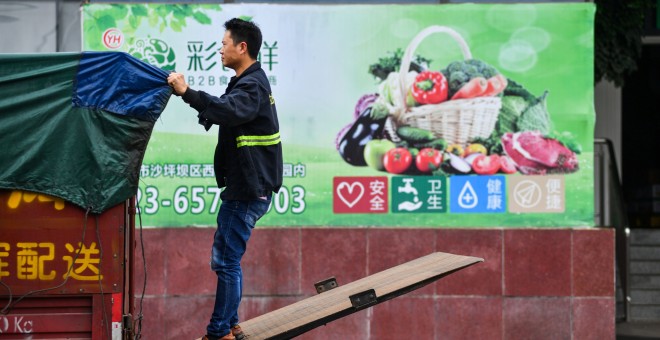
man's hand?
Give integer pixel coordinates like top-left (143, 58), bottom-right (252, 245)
top-left (167, 72), bottom-right (188, 96)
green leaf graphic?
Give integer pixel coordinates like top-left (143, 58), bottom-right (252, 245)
top-left (171, 19), bottom-right (182, 32)
top-left (192, 11), bottom-right (211, 25)
top-left (148, 14), bottom-right (159, 27)
top-left (108, 5), bottom-right (129, 20)
top-left (129, 15), bottom-right (139, 30)
top-left (96, 15), bottom-right (117, 30)
top-left (131, 5), bottom-right (148, 17)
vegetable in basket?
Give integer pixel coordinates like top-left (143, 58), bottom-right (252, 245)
top-left (368, 48), bottom-right (431, 81)
top-left (441, 59), bottom-right (507, 99)
top-left (337, 102), bottom-right (389, 166)
top-left (451, 77), bottom-right (488, 100)
top-left (410, 71), bottom-right (448, 105)
top-left (379, 71), bottom-right (418, 108)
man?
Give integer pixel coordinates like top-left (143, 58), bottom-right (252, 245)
top-left (167, 18), bottom-right (282, 340)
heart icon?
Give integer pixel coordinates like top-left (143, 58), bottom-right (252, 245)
top-left (336, 181), bottom-right (365, 208)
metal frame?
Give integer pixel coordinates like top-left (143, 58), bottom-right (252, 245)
top-left (595, 137), bottom-right (630, 322)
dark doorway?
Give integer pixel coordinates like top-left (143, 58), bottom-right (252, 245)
top-left (621, 44), bottom-right (660, 228)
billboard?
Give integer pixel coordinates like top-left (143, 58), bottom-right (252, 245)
top-left (82, 3), bottom-right (595, 227)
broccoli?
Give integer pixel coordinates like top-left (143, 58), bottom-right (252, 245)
top-left (448, 71), bottom-right (469, 93)
top-left (441, 59), bottom-right (501, 98)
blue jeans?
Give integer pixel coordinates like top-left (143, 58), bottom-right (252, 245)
top-left (207, 197), bottom-right (271, 337)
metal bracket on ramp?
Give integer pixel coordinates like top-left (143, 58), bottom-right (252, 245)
top-left (314, 276), bottom-right (338, 294)
top-left (349, 289), bottom-right (377, 310)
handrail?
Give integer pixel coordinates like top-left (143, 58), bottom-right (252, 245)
top-left (594, 137), bottom-right (629, 322)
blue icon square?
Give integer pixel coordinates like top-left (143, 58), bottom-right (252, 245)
top-left (449, 175), bottom-right (506, 213)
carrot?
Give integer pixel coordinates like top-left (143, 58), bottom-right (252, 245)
top-left (451, 77), bottom-right (488, 100)
top-left (482, 74), bottom-right (508, 97)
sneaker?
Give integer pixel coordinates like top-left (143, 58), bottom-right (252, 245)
top-left (202, 332), bottom-right (235, 340)
top-left (232, 325), bottom-right (245, 340)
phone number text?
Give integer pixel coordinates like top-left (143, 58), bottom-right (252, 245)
top-left (136, 185), bottom-right (305, 215)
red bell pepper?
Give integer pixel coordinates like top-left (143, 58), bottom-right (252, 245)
top-left (411, 71), bottom-right (449, 105)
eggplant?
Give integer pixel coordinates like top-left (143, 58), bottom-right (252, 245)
top-left (338, 106), bottom-right (387, 166)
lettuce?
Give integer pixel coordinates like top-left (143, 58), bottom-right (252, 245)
top-left (517, 91), bottom-right (551, 135)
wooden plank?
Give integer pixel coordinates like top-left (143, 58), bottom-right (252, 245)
top-left (235, 252), bottom-right (482, 340)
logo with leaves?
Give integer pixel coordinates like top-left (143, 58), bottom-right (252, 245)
top-left (129, 38), bottom-right (176, 71)
top-left (83, 4), bottom-right (221, 53)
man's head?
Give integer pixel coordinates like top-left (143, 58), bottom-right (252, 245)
top-left (220, 18), bottom-right (262, 71)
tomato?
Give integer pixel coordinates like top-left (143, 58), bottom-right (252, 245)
top-left (415, 148), bottom-right (443, 173)
top-left (499, 155), bottom-right (517, 174)
top-left (383, 148), bottom-right (413, 174)
top-left (471, 154), bottom-right (501, 175)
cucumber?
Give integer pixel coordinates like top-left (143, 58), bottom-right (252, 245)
top-left (396, 126), bottom-right (435, 143)
top-left (414, 138), bottom-right (447, 151)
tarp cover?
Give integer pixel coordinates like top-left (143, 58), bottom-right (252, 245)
top-left (0, 51), bottom-right (172, 213)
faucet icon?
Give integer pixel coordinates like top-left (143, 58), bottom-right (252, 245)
top-left (398, 178), bottom-right (418, 196)
top-left (397, 178), bottom-right (423, 212)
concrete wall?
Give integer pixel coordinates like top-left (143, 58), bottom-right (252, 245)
top-left (134, 227), bottom-right (615, 339)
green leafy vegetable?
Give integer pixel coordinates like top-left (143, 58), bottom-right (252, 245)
top-left (494, 95), bottom-right (528, 136)
top-left (517, 91), bottom-right (551, 135)
top-left (370, 102), bottom-right (390, 120)
top-left (502, 78), bottom-right (535, 102)
top-left (368, 49), bottom-right (431, 81)
top-left (547, 131), bottom-right (582, 154)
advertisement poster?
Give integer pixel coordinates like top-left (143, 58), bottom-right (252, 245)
top-left (82, 3), bottom-right (595, 227)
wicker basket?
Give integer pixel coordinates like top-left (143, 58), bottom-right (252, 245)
top-left (391, 26), bottom-right (501, 146)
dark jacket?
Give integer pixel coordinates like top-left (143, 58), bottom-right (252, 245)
top-left (182, 62), bottom-right (283, 200)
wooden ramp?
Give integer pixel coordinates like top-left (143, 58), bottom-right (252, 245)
top-left (237, 252), bottom-right (483, 340)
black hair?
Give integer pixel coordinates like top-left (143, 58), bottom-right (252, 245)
top-left (224, 18), bottom-right (262, 60)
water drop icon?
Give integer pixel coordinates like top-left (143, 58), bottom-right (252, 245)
top-left (458, 181), bottom-right (478, 209)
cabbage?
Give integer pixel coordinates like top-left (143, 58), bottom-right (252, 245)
top-left (378, 71), bottom-right (418, 109)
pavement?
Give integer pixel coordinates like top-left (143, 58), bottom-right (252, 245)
top-left (617, 321), bottom-right (660, 339)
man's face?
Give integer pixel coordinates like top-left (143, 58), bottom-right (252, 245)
top-left (220, 30), bottom-right (243, 70)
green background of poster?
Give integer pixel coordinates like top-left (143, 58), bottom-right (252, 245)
top-left (82, 3), bottom-right (595, 227)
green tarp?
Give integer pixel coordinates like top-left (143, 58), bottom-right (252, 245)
top-left (0, 52), bottom-right (172, 213)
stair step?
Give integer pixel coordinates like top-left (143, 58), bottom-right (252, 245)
top-left (630, 290), bottom-right (660, 304)
top-left (631, 246), bottom-right (660, 260)
top-left (631, 275), bottom-right (660, 289)
top-left (629, 305), bottom-right (660, 321)
top-left (630, 229), bottom-right (660, 246)
top-left (630, 261), bottom-right (660, 275)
